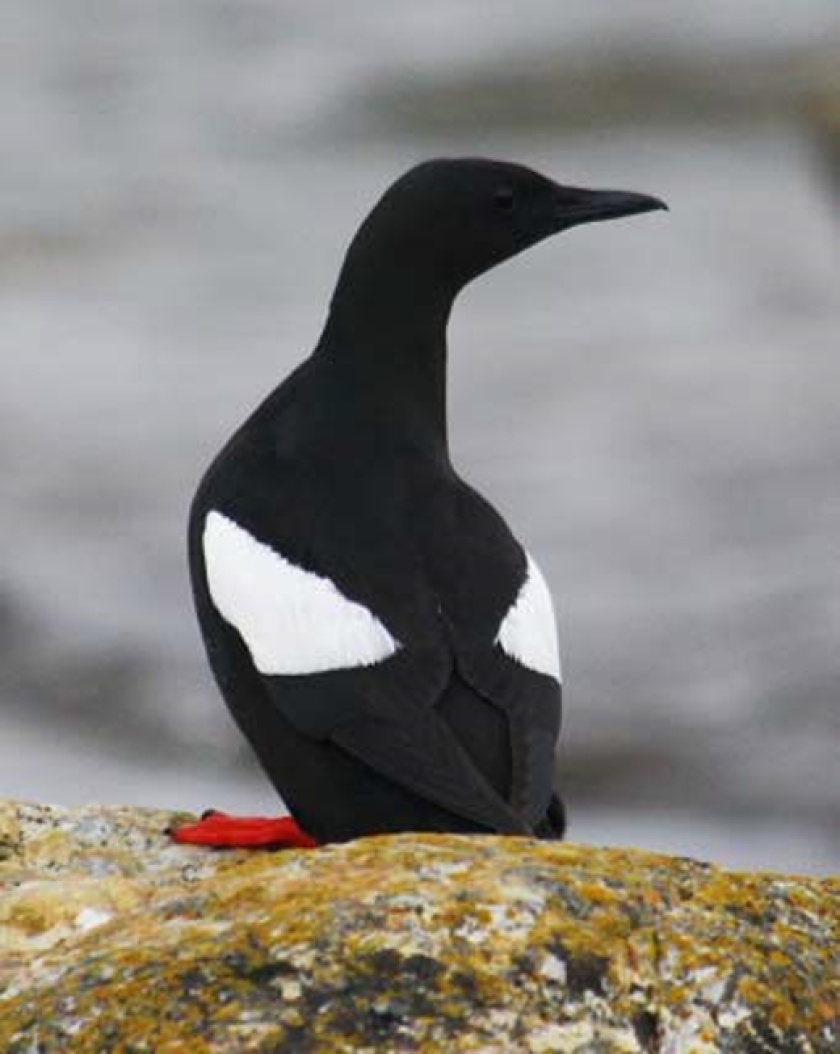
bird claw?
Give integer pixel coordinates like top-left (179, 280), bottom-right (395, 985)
top-left (168, 811), bottom-right (318, 849)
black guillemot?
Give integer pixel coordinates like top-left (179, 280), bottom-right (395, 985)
top-left (170, 158), bottom-right (666, 848)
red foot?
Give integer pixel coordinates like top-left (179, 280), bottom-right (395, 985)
top-left (168, 811), bottom-right (318, 849)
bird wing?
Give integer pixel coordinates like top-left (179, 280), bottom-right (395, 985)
top-left (197, 497), bottom-right (532, 834)
top-left (421, 479), bottom-right (564, 828)
top-left (454, 643), bottom-right (562, 827)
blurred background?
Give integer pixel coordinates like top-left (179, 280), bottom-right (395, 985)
top-left (2, 1), bottom-right (838, 874)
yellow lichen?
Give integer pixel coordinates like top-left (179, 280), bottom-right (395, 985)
top-left (0, 800), bottom-right (837, 1053)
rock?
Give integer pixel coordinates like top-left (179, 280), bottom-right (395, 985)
top-left (0, 799), bottom-right (836, 1053)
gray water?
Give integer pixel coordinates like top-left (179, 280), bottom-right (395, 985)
top-left (2, 2), bottom-right (839, 874)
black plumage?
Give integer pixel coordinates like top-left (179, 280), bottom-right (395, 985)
top-left (188, 158), bottom-right (666, 844)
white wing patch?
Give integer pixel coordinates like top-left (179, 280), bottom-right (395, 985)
top-left (496, 553), bottom-right (561, 681)
top-left (203, 511), bottom-right (400, 675)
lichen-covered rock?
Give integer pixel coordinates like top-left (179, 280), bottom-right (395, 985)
top-left (0, 799), bottom-right (836, 1052)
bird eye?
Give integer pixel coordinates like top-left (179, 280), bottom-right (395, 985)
top-left (494, 187), bottom-right (515, 212)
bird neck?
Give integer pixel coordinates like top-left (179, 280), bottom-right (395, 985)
top-left (315, 264), bottom-right (455, 462)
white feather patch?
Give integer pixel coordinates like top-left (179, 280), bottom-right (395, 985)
top-left (203, 511), bottom-right (400, 675)
top-left (496, 553), bottom-right (561, 681)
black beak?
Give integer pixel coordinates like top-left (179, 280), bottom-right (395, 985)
top-left (557, 188), bottom-right (668, 230)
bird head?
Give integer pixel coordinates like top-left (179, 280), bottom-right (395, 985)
top-left (342, 158), bottom-right (667, 296)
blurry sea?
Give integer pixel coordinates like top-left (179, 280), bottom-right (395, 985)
top-left (2, 1), bottom-right (839, 873)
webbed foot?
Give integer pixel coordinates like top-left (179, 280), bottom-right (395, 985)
top-left (168, 810), bottom-right (318, 849)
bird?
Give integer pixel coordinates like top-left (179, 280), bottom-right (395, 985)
top-left (170, 158), bottom-right (666, 849)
